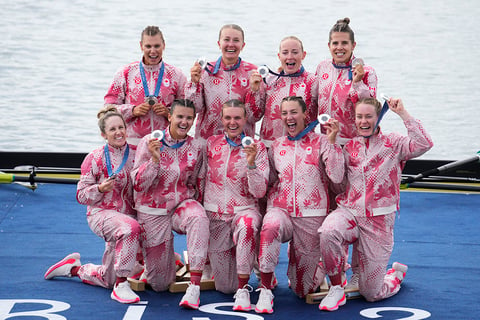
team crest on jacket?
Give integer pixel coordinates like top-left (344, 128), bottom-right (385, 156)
top-left (163, 78), bottom-right (170, 87)
top-left (350, 151), bottom-right (358, 158)
top-left (306, 146), bottom-right (312, 155)
top-left (241, 78), bottom-right (248, 87)
top-left (280, 150), bottom-right (286, 156)
top-left (213, 79), bottom-right (220, 85)
top-left (322, 73), bottom-right (329, 80)
top-left (187, 151), bottom-right (194, 161)
top-left (135, 78), bottom-right (141, 84)
top-left (214, 145), bottom-right (222, 152)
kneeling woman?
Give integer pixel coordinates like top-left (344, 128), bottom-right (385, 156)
top-left (44, 107), bottom-right (141, 304)
top-left (318, 97), bottom-right (433, 311)
top-left (255, 96), bottom-right (344, 314)
top-left (132, 99), bottom-right (209, 310)
top-left (200, 99), bottom-right (269, 312)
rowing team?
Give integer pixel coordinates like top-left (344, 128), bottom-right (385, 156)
top-left (44, 84), bottom-right (433, 314)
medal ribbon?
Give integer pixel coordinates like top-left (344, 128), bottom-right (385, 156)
top-left (363, 101), bottom-right (389, 138)
top-left (139, 61), bottom-right (165, 98)
top-left (156, 130), bottom-right (187, 151)
top-left (287, 120), bottom-right (318, 141)
top-left (332, 61), bottom-right (353, 81)
top-left (104, 144), bottom-right (130, 177)
top-left (225, 132), bottom-right (245, 147)
top-left (205, 57), bottom-right (242, 75)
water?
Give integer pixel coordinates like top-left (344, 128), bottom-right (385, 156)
top-left (1, 0), bottom-right (479, 160)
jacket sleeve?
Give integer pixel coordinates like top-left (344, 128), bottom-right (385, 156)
top-left (320, 138), bottom-right (346, 184)
top-left (104, 66), bottom-right (136, 123)
top-left (76, 152), bottom-right (105, 206)
top-left (247, 142), bottom-right (270, 198)
top-left (396, 117), bottom-right (434, 161)
top-left (131, 137), bottom-right (160, 192)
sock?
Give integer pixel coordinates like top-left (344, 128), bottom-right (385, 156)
top-left (115, 277), bottom-right (128, 286)
top-left (190, 271), bottom-right (202, 286)
top-left (261, 272), bottom-right (273, 289)
top-left (71, 266), bottom-right (80, 277)
top-left (238, 276), bottom-right (249, 289)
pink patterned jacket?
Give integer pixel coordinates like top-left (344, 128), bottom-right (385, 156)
top-left (316, 58), bottom-right (377, 144)
top-left (245, 70), bottom-right (318, 147)
top-left (104, 61), bottom-right (186, 145)
top-left (201, 134), bottom-right (269, 217)
top-left (268, 131), bottom-right (345, 217)
top-left (76, 144), bottom-right (136, 216)
top-left (337, 118), bottom-right (433, 217)
top-left (184, 59), bottom-right (263, 140)
top-left (131, 129), bottom-right (205, 216)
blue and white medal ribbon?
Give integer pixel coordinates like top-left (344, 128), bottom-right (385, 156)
top-left (332, 62), bottom-right (353, 81)
top-left (104, 144), bottom-right (130, 177)
top-left (287, 120), bottom-right (318, 141)
top-left (155, 130), bottom-right (187, 151)
top-left (225, 133), bottom-right (245, 147)
top-left (363, 101), bottom-right (389, 139)
top-left (205, 57), bottom-right (242, 75)
top-left (139, 61), bottom-right (165, 100)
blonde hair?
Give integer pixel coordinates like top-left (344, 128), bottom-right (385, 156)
top-left (97, 105), bottom-right (126, 134)
top-left (218, 24), bottom-right (245, 42)
top-left (279, 36), bottom-right (304, 52)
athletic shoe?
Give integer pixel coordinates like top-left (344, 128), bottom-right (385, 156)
top-left (254, 287), bottom-right (274, 314)
top-left (44, 253), bottom-right (81, 280)
top-left (179, 283), bottom-right (200, 309)
top-left (319, 284), bottom-right (346, 311)
top-left (387, 262), bottom-right (408, 282)
top-left (345, 273), bottom-right (359, 291)
top-left (233, 284), bottom-right (253, 312)
top-left (111, 281), bottom-right (140, 304)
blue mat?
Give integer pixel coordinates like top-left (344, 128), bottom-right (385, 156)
top-left (1, 183), bottom-right (479, 319)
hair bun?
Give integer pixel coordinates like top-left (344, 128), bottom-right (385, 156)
top-left (336, 17), bottom-right (350, 25)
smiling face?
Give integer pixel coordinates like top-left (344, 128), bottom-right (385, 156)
top-left (355, 102), bottom-right (379, 137)
top-left (281, 100), bottom-right (307, 137)
top-left (221, 105), bottom-right (247, 139)
top-left (328, 32), bottom-right (356, 64)
top-left (278, 37), bottom-right (306, 74)
top-left (217, 27), bottom-right (245, 66)
top-left (101, 115), bottom-right (127, 148)
top-left (168, 105), bottom-right (195, 140)
top-left (140, 34), bottom-right (165, 65)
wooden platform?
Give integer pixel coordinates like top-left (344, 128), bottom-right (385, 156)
top-left (128, 251), bottom-right (215, 293)
top-left (305, 279), bottom-right (361, 304)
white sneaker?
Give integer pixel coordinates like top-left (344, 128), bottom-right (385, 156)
top-left (387, 262), bottom-right (408, 282)
top-left (111, 281), bottom-right (140, 304)
top-left (44, 253), bottom-right (81, 280)
top-left (254, 287), bottom-right (274, 314)
top-left (345, 273), bottom-right (359, 291)
top-left (179, 283), bottom-right (200, 309)
top-left (233, 284), bottom-right (253, 312)
top-left (319, 284), bottom-right (346, 311)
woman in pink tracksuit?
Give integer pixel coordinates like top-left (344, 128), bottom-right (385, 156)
top-left (104, 26), bottom-right (186, 147)
top-left (316, 17), bottom-right (377, 145)
top-left (44, 107), bottom-right (141, 304)
top-left (132, 99), bottom-right (209, 310)
top-left (254, 96), bottom-right (345, 314)
top-left (247, 36), bottom-right (318, 148)
top-left (185, 24), bottom-right (263, 141)
top-left (200, 99), bottom-right (269, 312)
top-left (318, 97), bottom-right (434, 311)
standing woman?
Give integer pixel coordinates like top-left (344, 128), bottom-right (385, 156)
top-left (185, 24), bottom-right (263, 141)
top-left (248, 36), bottom-right (318, 148)
top-left (318, 98), bottom-right (433, 311)
top-left (200, 99), bottom-right (269, 312)
top-left (44, 107), bottom-right (141, 304)
top-left (316, 17), bottom-right (377, 145)
top-left (105, 26), bottom-right (187, 147)
top-left (254, 96), bottom-right (344, 314)
top-left (132, 99), bottom-right (209, 310)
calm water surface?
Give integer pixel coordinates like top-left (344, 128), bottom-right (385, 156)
top-left (1, 0), bottom-right (479, 160)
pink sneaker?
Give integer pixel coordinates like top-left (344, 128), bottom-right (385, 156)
top-left (44, 253), bottom-right (81, 280)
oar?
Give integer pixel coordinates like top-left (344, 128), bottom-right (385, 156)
top-left (401, 154), bottom-right (480, 185)
top-left (401, 181), bottom-right (480, 192)
top-left (0, 172), bottom-right (79, 186)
